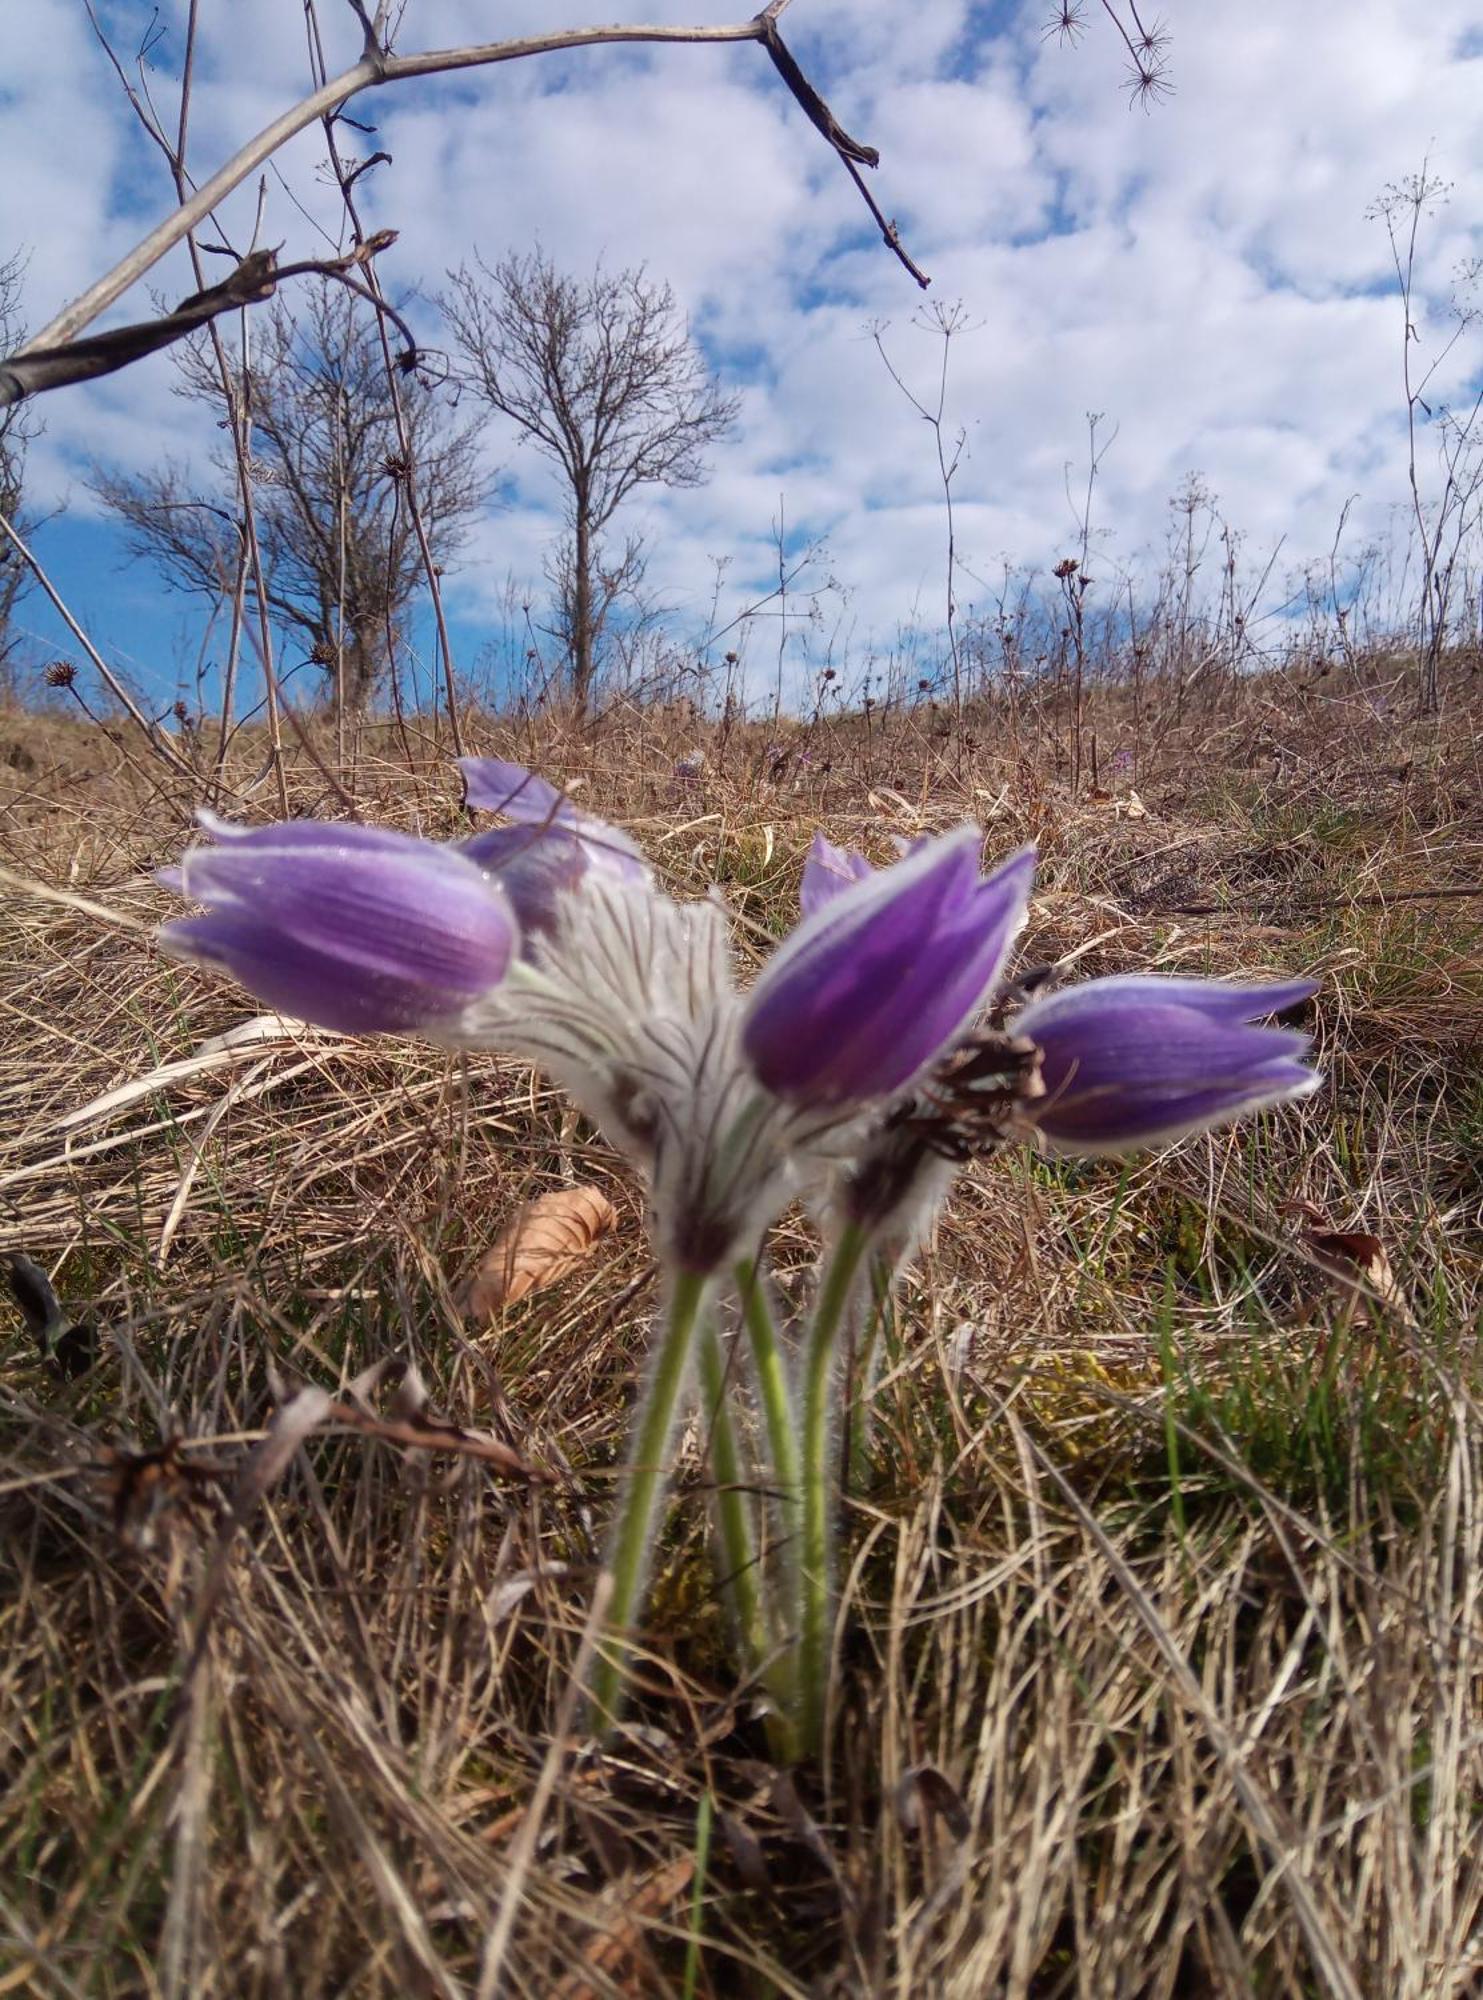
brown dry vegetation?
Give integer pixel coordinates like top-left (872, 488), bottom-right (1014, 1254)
top-left (1, 662), bottom-right (1481, 1997)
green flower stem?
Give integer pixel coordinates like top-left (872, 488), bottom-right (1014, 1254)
top-left (798, 1221), bottom-right (871, 1757)
top-left (588, 1268), bottom-right (712, 1731)
top-left (733, 1257), bottom-right (803, 1521)
top-left (696, 1322), bottom-right (764, 1672)
top-left (732, 1257), bottom-right (808, 1760)
top-left (846, 1253), bottom-right (897, 1491)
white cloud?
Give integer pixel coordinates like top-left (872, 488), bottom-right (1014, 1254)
top-left (4, 0), bottom-right (1481, 699)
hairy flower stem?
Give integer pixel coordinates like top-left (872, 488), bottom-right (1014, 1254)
top-left (696, 1324), bottom-right (764, 1668)
top-left (798, 1221), bottom-right (870, 1757)
top-left (734, 1257), bottom-right (803, 1520)
top-left (733, 1256), bottom-right (806, 1753)
top-left (846, 1254), bottom-right (897, 1491)
top-left (588, 1269), bottom-right (712, 1731)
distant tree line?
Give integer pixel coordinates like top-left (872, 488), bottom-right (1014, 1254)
top-left (80, 253), bottom-right (735, 718)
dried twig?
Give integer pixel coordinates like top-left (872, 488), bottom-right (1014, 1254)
top-left (3, 4), bottom-right (925, 407)
top-left (0, 238), bottom-right (405, 407)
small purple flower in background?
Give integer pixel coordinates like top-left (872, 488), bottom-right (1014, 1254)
top-left (159, 815), bottom-right (517, 1036)
top-left (1111, 749), bottom-right (1135, 779)
top-left (1010, 975), bottom-right (1320, 1154)
top-left (799, 831), bottom-right (875, 917)
top-left (459, 757), bottom-right (648, 938)
top-left (745, 830), bottom-right (1036, 1108)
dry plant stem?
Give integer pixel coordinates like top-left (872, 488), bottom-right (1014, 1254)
top-left (587, 1267), bottom-right (713, 1730)
top-left (24, 26), bottom-right (762, 354)
top-left (1005, 1408), bottom-right (1364, 2000)
top-left (0, 512), bottom-right (192, 776)
top-left (476, 1570), bottom-right (614, 2000)
top-left (799, 1221), bottom-right (870, 1756)
top-left (304, 0), bottom-right (465, 758)
top-left (16, 0), bottom-right (926, 371)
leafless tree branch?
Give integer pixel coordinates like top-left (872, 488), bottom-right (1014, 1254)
top-left (4, 3), bottom-right (925, 401)
top-left (0, 236), bottom-right (410, 409)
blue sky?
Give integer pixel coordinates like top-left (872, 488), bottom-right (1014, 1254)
top-left (3, 0), bottom-right (1481, 712)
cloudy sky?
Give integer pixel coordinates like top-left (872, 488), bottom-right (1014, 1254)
top-left (2, 0), bottom-right (1481, 709)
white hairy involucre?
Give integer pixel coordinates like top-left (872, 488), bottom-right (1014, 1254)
top-left (448, 876), bottom-right (864, 1270)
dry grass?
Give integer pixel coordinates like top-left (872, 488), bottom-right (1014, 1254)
top-left (1, 665), bottom-right (1480, 1996)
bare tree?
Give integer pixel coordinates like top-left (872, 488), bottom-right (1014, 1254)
top-left (92, 280), bottom-right (489, 710)
top-left (445, 252), bottom-right (738, 713)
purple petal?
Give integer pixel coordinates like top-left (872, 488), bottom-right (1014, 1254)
top-left (180, 840), bottom-right (510, 990)
top-left (745, 832), bottom-right (1036, 1107)
top-left (800, 832), bottom-right (874, 918)
top-left (162, 820), bottom-right (516, 1033)
top-left (460, 823), bottom-right (589, 939)
top-left (1016, 974), bottom-right (1318, 1035)
top-left (1014, 987), bottom-right (1321, 1153)
top-left (458, 757), bottom-right (649, 891)
top-left (160, 915), bottom-right (494, 1035)
top-left (191, 808), bottom-right (422, 856)
top-left (458, 758), bottom-right (574, 828)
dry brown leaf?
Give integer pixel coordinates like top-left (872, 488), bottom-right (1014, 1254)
top-left (467, 1185), bottom-right (620, 1318)
top-left (549, 1854), bottom-right (695, 2000)
top-left (1305, 1228), bottom-right (1411, 1322)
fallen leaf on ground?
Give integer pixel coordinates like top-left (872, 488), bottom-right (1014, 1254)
top-left (466, 1185), bottom-right (620, 1318)
top-left (1305, 1227), bottom-right (1411, 1321)
top-left (548, 1854), bottom-right (695, 1999)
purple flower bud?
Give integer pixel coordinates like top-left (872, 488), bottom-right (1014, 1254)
top-left (799, 832), bottom-right (874, 918)
top-left (458, 757), bottom-right (648, 936)
top-left (159, 815), bottom-right (517, 1035)
top-left (1011, 975), bottom-right (1320, 1153)
top-left (744, 830), bottom-right (1036, 1107)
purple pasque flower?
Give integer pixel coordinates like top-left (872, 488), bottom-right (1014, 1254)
top-left (744, 829), bottom-right (1036, 1108)
top-left (458, 757), bottom-right (649, 938)
top-left (800, 831), bottom-right (875, 918)
top-left (458, 869), bottom-right (782, 1270)
top-left (159, 813), bottom-right (517, 1036)
top-left (1010, 974), bottom-right (1320, 1154)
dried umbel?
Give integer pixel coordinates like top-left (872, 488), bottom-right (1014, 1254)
top-left (156, 761), bottom-right (1322, 1757)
